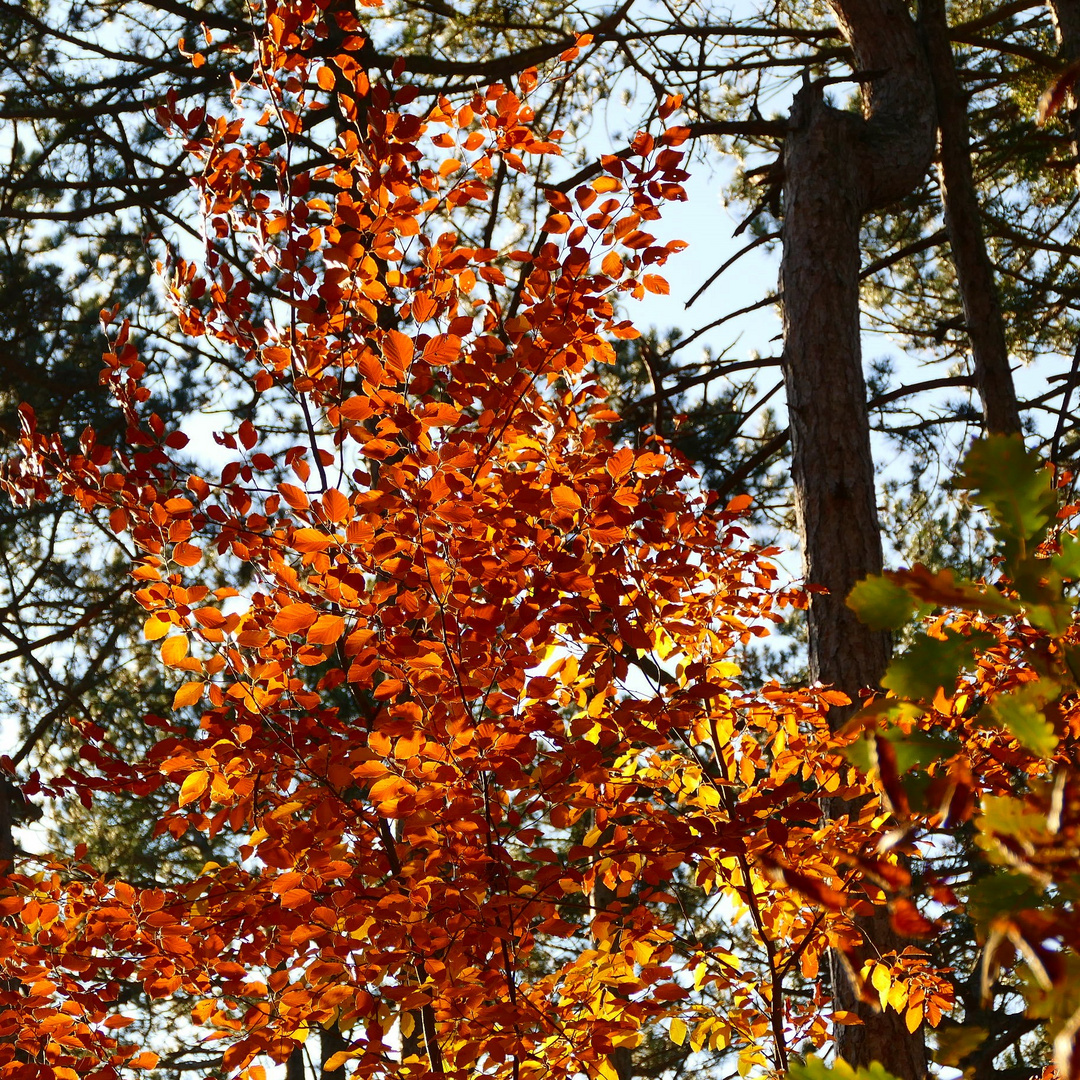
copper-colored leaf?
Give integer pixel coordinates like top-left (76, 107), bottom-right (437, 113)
top-left (274, 603), bottom-right (318, 634)
top-left (551, 485), bottom-right (582, 510)
top-left (307, 614), bottom-right (345, 646)
top-left (322, 488), bottom-right (351, 523)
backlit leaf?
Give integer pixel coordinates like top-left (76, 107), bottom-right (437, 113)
top-left (178, 772), bottom-right (208, 806)
top-left (274, 603), bottom-right (318, 634)
top-left (307, 614), bottom-right (345, 646)
top-left (161, 635), bottom-right (189, 666)
top-left (172, 682), bottom-right (205, 709)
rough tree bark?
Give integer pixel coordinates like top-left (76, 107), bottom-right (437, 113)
top-left (920, 0), bottom-right (1021, 435)
top-left (781, 1), bottom-right (935, 1075)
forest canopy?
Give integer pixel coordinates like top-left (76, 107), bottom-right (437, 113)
top-left (2, 2), bottom-right (1080, 1080)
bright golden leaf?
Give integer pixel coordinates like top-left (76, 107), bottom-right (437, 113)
top-left (178, 772), bottom-right (208, 806)
top-left (161, 635), bottom-right (189, 666)
top-left (144, 615), bottom-right (172, 641)
top-left (172, 681), bottom-right (205, 709)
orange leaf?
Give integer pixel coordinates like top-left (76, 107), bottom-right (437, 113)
top-left (274, 603), bottom-right (318, 634)
top-left (173, 682), bottom-right (205, 709)
top-left (601, 251), bottom-right (624, 277)
top-left (279, 483), bottom-right (309, 510)
top-left (322, 488), bottom-right (351, 523)
top-left (308, 614), bottom-right (346, 646)
top-left (422, 334), bottom-right (461, 367)
top-left (172, 542), bottom-right (202, 567)
top-left (292, 528), bottom-right (330, 553)
top-left (551, 485), bottom-right (582, 510)
top-left (383, 329), bottom-right (414, 372)
top-left (890, 898), bottom-right (938, 938)
top-left (725, 493), bottom-right (753, 513)
top-left (606, 446), bottom-right (634, 479)
top-left (543, 213), bottom-right (571, 234)
top-left (642, 274), bottom-right (669, 295)
top-left (1038, 57), bottom-right (1080, 125)
top-left (161, 636), bottom-right (189, 666)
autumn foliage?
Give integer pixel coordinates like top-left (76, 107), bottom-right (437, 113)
top-left (0, 3), bottom-right (1078, 1080)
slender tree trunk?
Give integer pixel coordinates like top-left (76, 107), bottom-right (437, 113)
top-left (919, 0), bottom-right (1021, 435)
top-left (1049, 0), bottom-right (1080, 184)
top-left (321, 1024), bottom-right (348, 1079)
top-left (781, 2), bottom-right (935, 1075)
top-left (287, 1045), bottom-right (307, 1080)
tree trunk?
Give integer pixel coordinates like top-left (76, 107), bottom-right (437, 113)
top-left (287, 1044), bottom-right (307, 1080)
top-left (781, 2), bottom-right (935, 1075)
top-left (920, 0), bottom-right (1021, 435)
top-left (1049, 0), bottom-right (1080, 184)
top-left (321, 1024), bottom-right (348, 1079)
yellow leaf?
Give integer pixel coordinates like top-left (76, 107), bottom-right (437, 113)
top-left (669, 1018), bottom-right (687, 1046)
top-left (178, 772), bottom-right (208, 807)
top-left (161, 636), bottom-right (189, 666)
top-left (144, 614), bottom-right (172, 640)
top-left (905, 1005), bottom-right (923, 1033)
top-left (173, 681), bottom-right (205, 709)
top-left (871, 963), bottom-right (891, 1010)
top-left (323, 1051), bottom-right (355, 1072)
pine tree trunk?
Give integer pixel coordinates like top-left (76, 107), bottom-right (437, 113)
top-left (1050, 0), bottom-right (1080, 184)
top-left (781, 2), bottom-right (935, 1075)
top-left (920, 0), bottom-right (1021, 435)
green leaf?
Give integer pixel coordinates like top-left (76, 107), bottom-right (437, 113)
top-left (989, 680), bottom-right (1059, 758)
top-left (932, 1023), bottom-right (990, 1067)
top-left (890, 731), bottom-right (956, 774)
top-left (965, 870), bottom-right (1041, 928)
top-left (789, 1057), bottom-right (901, 1080)
top-left (881, 630), bottom-right (994, 702)
top-left (843, 734), bottom-right (875, 775)
top-left (956, 434), bottom-right (1055, 545)
top-left (1052, 532), bottom-right (1080, 581)
top-left (955, 435), bottom-right (1056, 576)
top-left (978, 796), bottom-right (1048, 846)
top-left (847, 575), bottom-right (918, 631)
top-left (845, 726), bottom-right (955, 777)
